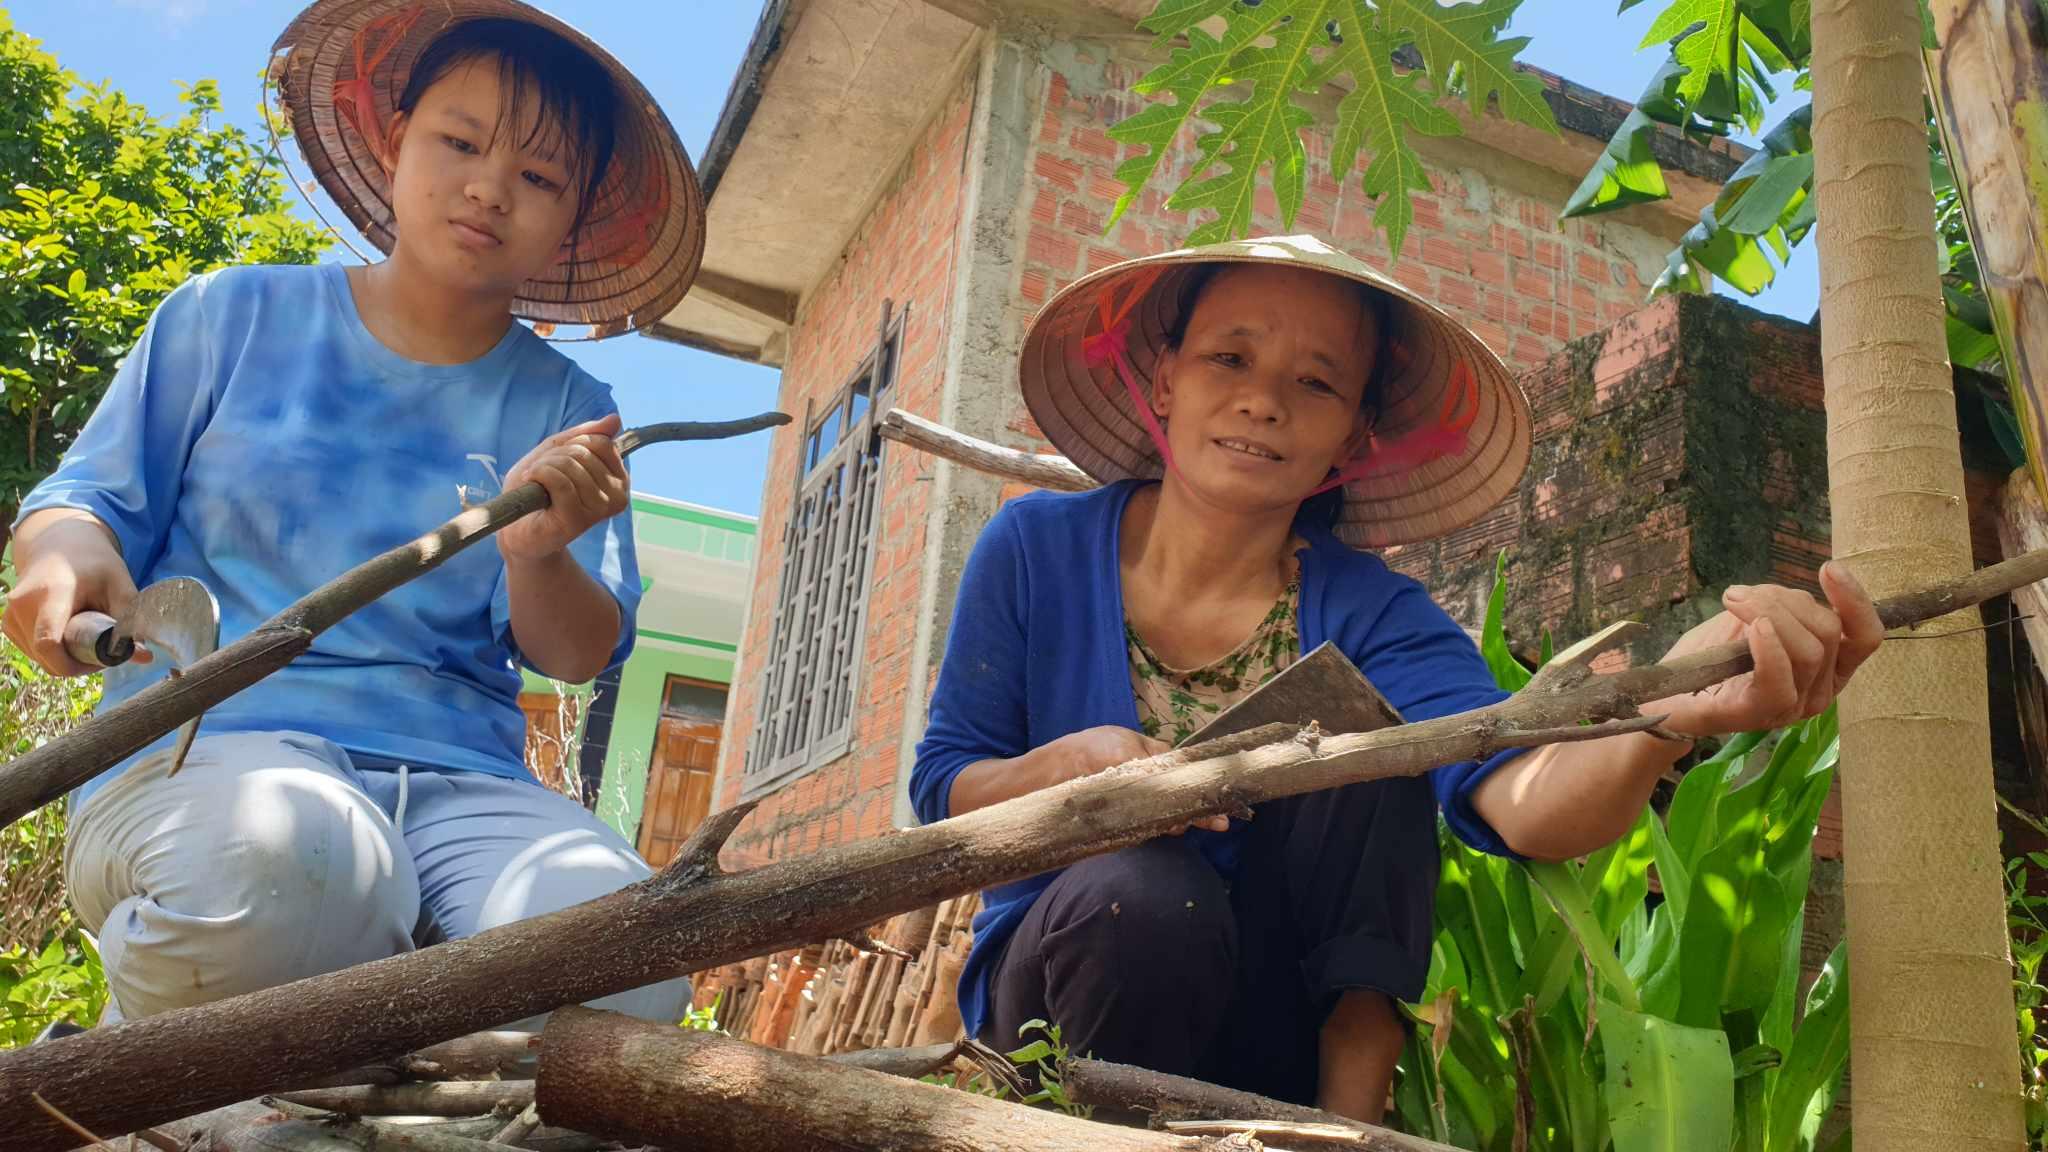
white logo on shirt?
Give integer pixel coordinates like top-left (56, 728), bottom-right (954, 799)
top-left (456, 453), bottom-right (505, 510)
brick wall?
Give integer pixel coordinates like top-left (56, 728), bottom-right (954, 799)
top-left (714, 74), bottom-right (973, 867)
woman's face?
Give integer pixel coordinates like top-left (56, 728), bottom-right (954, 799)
top-left (384, 59), bottom-right (585, 301)
top-left (1152, 263), bottom-right (1378, 516)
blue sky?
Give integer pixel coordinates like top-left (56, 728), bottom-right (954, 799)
top-left (8, 1), bottom-right (1818, 515)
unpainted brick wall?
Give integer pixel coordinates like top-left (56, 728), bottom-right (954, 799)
top-left (714, 76), bottom-right (974, 867)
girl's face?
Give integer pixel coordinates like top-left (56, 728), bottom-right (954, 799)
top-left (384, 59), bottom-right (584, 301)
top-left (1152, 264), bottom-right (1378, 517)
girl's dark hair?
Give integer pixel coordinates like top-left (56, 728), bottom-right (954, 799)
top-left (1162, 264), bottom-right (1393, 532)
top-left (396, 18), bottom-right (621, 239)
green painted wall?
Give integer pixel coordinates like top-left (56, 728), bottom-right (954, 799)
top-left (523, 496), bottom-right (755, 845)
top-left (593, 640), bottom-right (736, 842)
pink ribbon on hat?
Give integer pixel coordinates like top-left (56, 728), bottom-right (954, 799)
top-left (1078, 274), bottom-right (1476, 498)
top-left (332, 4), bottom-right (426, 171)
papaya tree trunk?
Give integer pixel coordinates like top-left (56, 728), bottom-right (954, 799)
top-left (1924, 1), bottom-right (2048, 503)
top-left (1811, 1), bottom-right (2026, 1147)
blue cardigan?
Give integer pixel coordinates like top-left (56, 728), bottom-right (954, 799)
top-left (911, 481), bottom-right (1526, 1040)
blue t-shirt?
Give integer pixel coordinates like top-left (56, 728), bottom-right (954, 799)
top-left (16, 263), bottom-right (640, 803)
top-left (911, 482), bottom-right (1526, 1040)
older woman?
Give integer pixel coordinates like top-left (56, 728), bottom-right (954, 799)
top-left (911, 236), bottom-right (1880, 1122)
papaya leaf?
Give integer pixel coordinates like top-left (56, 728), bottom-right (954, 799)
top-left (1642, 0), bottom-right (1743, 123)
top-left (1327, 19), bottom-right (1458, 257)
top-left (1105, 0), bottom-right (1281, 232)
top-left (1377, 0), bottom-right (1558, 132)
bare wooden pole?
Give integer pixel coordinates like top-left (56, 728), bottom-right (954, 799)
top-left (274, 1081), bottom-right (534, 1117)
top-left (0, 413), bottom-right (791, 828)
top-left (1061, 1059), bottom-right (1370, 1132)
top-left (6, 550), bottom-right (2048, 1150)
top-left (877, 408), bottom-right (1096, 492)
top-left (533, 1007), bottom-right (1235, 1152)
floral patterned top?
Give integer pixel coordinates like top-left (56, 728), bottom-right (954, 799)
top-left (1127, 578), bottom-right (1302, 746)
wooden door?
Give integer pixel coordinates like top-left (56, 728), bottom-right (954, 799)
top-left (637, 715), bottom-right (721, 868)
top-left (518, 691), bottom-right (579, 797)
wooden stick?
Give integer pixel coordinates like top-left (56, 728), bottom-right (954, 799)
top-left (1062, 1059), bottom-right (1369, 1130)
top-left (1164, 1119), bottom-right (1452, 1150)
top-left (0, 413), bottom-right (791, 828)
top-left (274, 1081), bottom-right (533, 1117)
top-left (492, 1103), bottom-right (542, 1148)
top-left (7, 551), bottom-right (2045, 1150)
top-left (534, 1007), bottom-right (1231, 1152)
top-left (878, 407), bottom-right (1096, 492)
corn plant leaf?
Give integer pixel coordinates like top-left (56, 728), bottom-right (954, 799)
top-left (1764, 942), bottom-right (1849, 1152)
top-left (1675, 808), bottom-right (1791, 1027)
top-left (1597, 999), bottom-right (1736, 1152)
top-left (1480, 551), bottom-right (1534, 690)
top-left (1439, 844), bottom-right (1520, 1021)
top-left (1532, 1008), bottom-right (1606, 1152)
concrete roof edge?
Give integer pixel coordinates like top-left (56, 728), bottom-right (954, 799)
top-left (698, 0), bottom-right (793, 204)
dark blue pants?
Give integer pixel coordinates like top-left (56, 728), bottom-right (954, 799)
top-left (981, 775), bottom-right (1438, 1104)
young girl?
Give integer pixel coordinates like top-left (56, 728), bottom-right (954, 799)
top-left (912, 235), bottom-right (1882, 1121)
top-left (3, 0), bottom-right (704, 1027)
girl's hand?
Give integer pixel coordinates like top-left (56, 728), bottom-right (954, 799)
top-left (497, 413), bottom-right (631, 564)
top-left (1644, 561), bottom-right (1884, 738)
top-left (3, 510), bottom-right (151, 677)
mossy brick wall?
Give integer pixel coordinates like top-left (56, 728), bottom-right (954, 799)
top-left (1381, 292), bottom-right (1835, 668)
top-left (713, 76), bottom-right (973, 868)
top-left (1380, 289), bottom-right (2027, 862)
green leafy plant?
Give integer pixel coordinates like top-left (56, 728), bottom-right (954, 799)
top-left (0, 638), bottom-right (107, 1048)
top-left (1390, 553), bottom-right (1849, 1152)
top-left (0, 11), bottom-right (329, 524)
top-left (1109, 0), bottom-right (1557, 255)
top-left (679, 989), bottom-right (726, 1033)
top-left (0, 929), bottom-right (105, 1049)
top-left (1997, 797), bottom-right (2048, 1147)
top-left (1005, 1018), bottom-right (1091, 1117)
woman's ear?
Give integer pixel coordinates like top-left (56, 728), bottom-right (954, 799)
top-left (1151, 346), bottom-right (1178, 420)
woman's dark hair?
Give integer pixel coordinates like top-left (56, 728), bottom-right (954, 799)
top-left (1162, 263), bottom-right (1393, 531)
top-left (396, 18), bottom-right (621, 239)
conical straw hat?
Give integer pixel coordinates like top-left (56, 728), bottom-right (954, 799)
top-left (1018, 234), bottom-right (1533, 549)
top-left (270, 0), bottom-right (705, 338)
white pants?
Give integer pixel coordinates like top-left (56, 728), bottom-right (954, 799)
top-left (66, 731), bottom-right (689, 1025)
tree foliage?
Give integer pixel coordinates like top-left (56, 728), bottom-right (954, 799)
top-left (0, 11), bottom-right (328, 523)
top-left (1109, 0), bottom-right (1557, 254)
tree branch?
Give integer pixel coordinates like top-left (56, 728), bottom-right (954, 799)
top-left (877, 408), bottom-right (1096, 492)
top-left (0, 412), bottom-right (791, 827)
top-left (534, 1007), bottom-right (1242, 1151)
top-left (5, 550), bottom-right (2045, 1149)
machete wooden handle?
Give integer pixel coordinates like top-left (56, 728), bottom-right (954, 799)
top-left (61, 611), bottom-right (135, 669)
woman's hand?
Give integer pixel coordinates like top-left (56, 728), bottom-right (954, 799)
top-left (497, 413), bottom-right (631, 563)
top-left (1644, 561), bottom-right (1885, 738)
top-left (1475, 561), bottom-right (1883, 862)
top-left (948, 726), bottom-right (1229, 832)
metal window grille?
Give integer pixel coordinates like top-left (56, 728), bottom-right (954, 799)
top-left (744, 302), bottom-right (906, 797)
